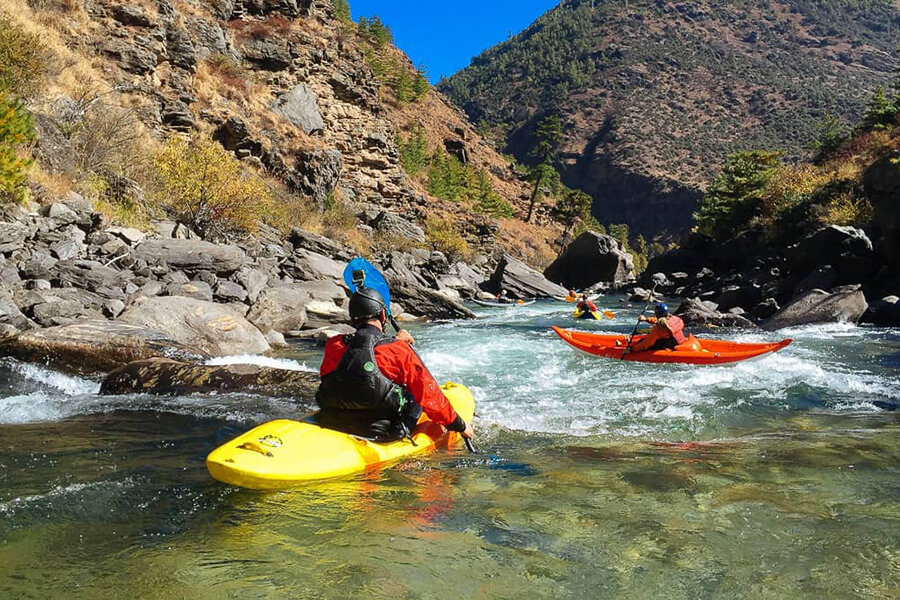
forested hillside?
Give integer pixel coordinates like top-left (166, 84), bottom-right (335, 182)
top-left (440, 0), bottom-right (900, 238)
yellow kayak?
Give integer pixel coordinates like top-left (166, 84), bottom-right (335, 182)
top-left (206, 382), bottom-right (476, 489)
top-left (573, 308), bottom-right (602, 320)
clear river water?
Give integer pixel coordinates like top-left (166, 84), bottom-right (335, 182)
top-left (1, 298), bottom-right (899, 599)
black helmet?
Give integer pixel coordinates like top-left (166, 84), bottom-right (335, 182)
top-left (349, 286), bottom-right (387, 323)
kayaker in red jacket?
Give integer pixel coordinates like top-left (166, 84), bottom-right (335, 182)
top-left (576, 294), bottom-right (598, 314)
top-left (629, 302), bottom-right (687, 352)
top-left (316, 286), bottom-right (474, 442)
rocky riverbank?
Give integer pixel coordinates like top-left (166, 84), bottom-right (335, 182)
top-left (0, 196), bottom-right (575, 375)
top-left (631, 224), bottom-right (899, 330)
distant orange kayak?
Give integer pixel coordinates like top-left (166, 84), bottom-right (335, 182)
top-left (552, 326), bottom-right (792, 365)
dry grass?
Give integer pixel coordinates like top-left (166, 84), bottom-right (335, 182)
top-left (497, 217), bottom-right (560, 268)
top-left (28, 164), bottom-right (75, 202)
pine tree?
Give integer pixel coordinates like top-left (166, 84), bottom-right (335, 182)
top-left (0, 90), bottom-right (35, 202)
top-left (526, 115), bottom-right (563, 222)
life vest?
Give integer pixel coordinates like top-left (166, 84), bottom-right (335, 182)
top-left (664, 315), bottom-right (687, 344)
top-left (316, 327), bottom-right (410, 425)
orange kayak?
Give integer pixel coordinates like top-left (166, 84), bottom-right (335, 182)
top-left (552, 326), bottom-right (792, 365)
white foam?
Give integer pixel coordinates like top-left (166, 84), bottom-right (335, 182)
top-left (7, 361), bottom-right (99, 396)
top-left (206, 355), bottom-right (315, 372)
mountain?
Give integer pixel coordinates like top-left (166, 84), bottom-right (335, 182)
top-left (3, 0), bottom-right (561, 265)
top-left (439, 0), bottom-right (900, 238)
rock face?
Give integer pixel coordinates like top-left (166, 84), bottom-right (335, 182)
top-left (762, 288), bottom-right (869, 331)
top-left (545, 231), bottom-right (635, 288)
top-left (0, 320), bottom-right (209, 373)
top-left (118, 296), bottom-right (270, 355)
top-left (100, 358), bottom-right (320, 399)
top-left (487, 254), bottom-right (568, 298)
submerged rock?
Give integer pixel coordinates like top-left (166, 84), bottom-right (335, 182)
top-left (0, 320), bottom-right (209, 373)
top-left (762, 287), bottom-right (868, 331)
top-left (100, 357), bottom-right (320, 398)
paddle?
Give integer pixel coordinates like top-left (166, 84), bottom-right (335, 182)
top-left (343, 258), bottom-right (477, 453)
top-left (620, 281), bottom-right (659, 359)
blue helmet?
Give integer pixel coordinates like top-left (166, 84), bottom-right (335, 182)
top-left (654, 302), bottom-right (669, 317)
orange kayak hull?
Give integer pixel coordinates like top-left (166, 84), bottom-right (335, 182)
top-left (552, 326), bottom-right (792, 365)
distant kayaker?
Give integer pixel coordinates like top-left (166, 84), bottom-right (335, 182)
top-left (315, 286), bottom-right (475, 442)
top-left (496, 289), bottom-right (513, 304)
top-left (576, 293), bottom-right (598, 314)
top-left (628, 302), bottom-right (687, 352)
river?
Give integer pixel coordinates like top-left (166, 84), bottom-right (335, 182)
top-left (2, 299), bottom-right (899, 599)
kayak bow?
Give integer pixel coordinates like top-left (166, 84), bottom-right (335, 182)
top-left (552, 326), bottom-right (792, 365)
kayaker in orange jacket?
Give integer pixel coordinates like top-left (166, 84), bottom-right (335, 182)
top-left (629, 303), bottom-right (687, 352)
top-left (316, 286), bottom-right (474, 442)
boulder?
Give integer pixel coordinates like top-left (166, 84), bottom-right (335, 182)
top-left (0, 320), bottom-right (209, 373)
top-left (288, 228), bottom-right (353, 260)
top-left (0, 289), bottom-right (34, 330)
top-left (372, 211), bottom-right (426, 243)
top-left (861, 295), bottom-right (900, 327)
top-left (0, 221), bottom-right (31, 254)
top-left (794, 265), bottom-right (838, 296)
top-left (270, 84), bottom-right (324, 134)
top-left (118, 296), bottom-right (269, 355)
top-left (111, 4), bottom-right (155, 27)
top-left (233, 267), bottom-right (269, 303)
top-left (489, 254), bottom-right (568, 299)
top-left (99, 358), bottom-right (320, 399)
top-left (545, 231), bottom-right (635, 289)
top-left (762, 287), bottom-right (869, 330)
top-left (165, 280), bottom-right (214, 302)
top-left (53, 260), bottom-right (129, 297)
top-left (134, 239), bottom-right (246, 274)
top-left (862, 150), bottom-right (900, 266)
top-left (675, 298), bottom-right (757, 328)
top-left (214, 280), bottom-right (248, 303)
top-left (282, 248), bottom-right (344, 281)
top-left (240, 37), bottom-right (292, 71)
top-left (381, 252), bottom-right (475, 319)
top-left (284, 149), bottom-right (344, 206)
top-left (789, 225), bottom-right (874, 278)
top-left (715, 283), bottom-right (762, 312)
top-left (248, 281), bottom-right (346, 334)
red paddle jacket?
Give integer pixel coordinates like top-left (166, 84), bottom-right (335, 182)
top-left (320, 333), bottom-right (464, 430)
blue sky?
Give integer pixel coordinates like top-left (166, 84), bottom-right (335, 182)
top-left (350, 0), bottom-right (560, 83)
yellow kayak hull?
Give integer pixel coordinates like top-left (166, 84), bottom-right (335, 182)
top-left (572, 309), bottom-right (602, 320)
top-left (206, 382), bottom-right (476, 489)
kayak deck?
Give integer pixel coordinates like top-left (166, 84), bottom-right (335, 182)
top-left (573, 309), bottom-right (602, 320)
top-left (207, 382), bottom-right (475, 489)
top-left (552, 326), bottom-right (792, 365)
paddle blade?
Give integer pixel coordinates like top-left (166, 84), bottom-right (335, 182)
top-left (342, 258), bottom-right (393, 315)
top-left (603, 310), bottom-right (616, 319)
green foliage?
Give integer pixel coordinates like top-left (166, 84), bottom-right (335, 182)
top-left (153, 136), bottom-right (272, 239)
top-left (358, 16), bottom-right (392, 48)
top-left (555, 188), bottom-right (592, 240)
top-left (425, 216), bottom-right (470, 261)
top-left (810, 114), bottom-right (848, 162)
top-left (0, 13), bottom-right (49, 98)
top-left (0, 90), bottom-right (36, 202)
top-left (332, 0), bottom-right (352, 24)
top-left (397, 127), bottom-right (429, 176)
top-left (532, 115), bottom-right (562, 163)
top-left (412, 65), bottom-right (430, 101)
top-left (474, 170), bottom-right (514, 217)
top-left (862, 86), bottom-right (897, 129)
top-left (693, 150), bottom-right (782, 241)
top-left (525, 162), bottom-right (561, 222)
top-left (427, 150), bottom-right (475, 202)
